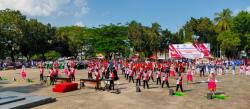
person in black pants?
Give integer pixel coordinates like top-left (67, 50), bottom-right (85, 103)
top-left (200, 63), bottom-right (205, 77)
top-left (156, 70), bottom-right (162, 85)
top-left (143, 71), bottom-right (149, 89)
top-left (176, 73), bottom-right (184, 92)
top-left (162, 72), bottom-right (170, 88)
top-left (129, 70), bottom-right (135, 83)
top-left (109, 70), bottom-right (115, 90)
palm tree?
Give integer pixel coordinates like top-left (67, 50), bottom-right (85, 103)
top-left (214, 8), bottom-right (232, 32)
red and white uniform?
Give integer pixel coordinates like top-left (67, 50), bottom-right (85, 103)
top-left (49, 69), bottom-right (54, 77)
top-left (39, 68), bottom-right (44, 75)
top-left (149, 70), bottom-right (153, 78)
top-left (186, 69), bottom-right (193, 82)
top-left (143, 73), bottom-right (149, 81)
top-left (163, 73), bottom-right (168, 81)
top-left (110, 72), bottom-right (115, 80)
top-left (129, 69), bottom-right (134, 77)
top-left (246, 65), bottom-right (250, 76)
top-left (176, 76), bottom-right (183, 85)
top-left (240, 65), bottom-right (245, 74)
top-left (70, 68), bottom-right (75, 75)
top-left (64, 66), bottom-right (69, 75)
top-left (95, 71), bottom-right (100, 81)
top-left (21, 69), bottom-right (27, 79)
top-left (136, 71), bottom-right (142, 80)
top-left (170, 66), bottom-right (175, 77)
top-left (156, 71), bottom-right (161, 78)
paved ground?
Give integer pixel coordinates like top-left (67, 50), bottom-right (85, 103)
top-left (1, 68), bottom-right (250, 109)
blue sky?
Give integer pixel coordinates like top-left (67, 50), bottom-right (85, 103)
top-left (0, 0), bottom-right (249, 32)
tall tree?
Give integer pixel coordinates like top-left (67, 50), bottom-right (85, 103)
top-left (214, 8), bottom-right (232, 32)
top-left (231, 11), bottom-right (250, 52)
top-left (128, 21), bottom-right (144, 52)
top-left (0, 9), bottom-right (26, 62)
top-left (217, 30), bottom-right (241, 57)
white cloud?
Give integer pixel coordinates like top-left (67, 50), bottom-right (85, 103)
top-left (74, 21), bottom-right (85, 27)
top-left (246, 7), bottom-right (250, 13)
top-left (0, 0), bottom-right (88, 17)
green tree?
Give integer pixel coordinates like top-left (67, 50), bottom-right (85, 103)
top-left (128, 21), bottom-right (144, 52)
top-left (0, 9), bottom-right (26, 62)
top-left (214, 8), bottom-right (232, 32)
top-left (217, 31), bottom-right (241, 57)
top-left (231, 11), bottom-right (250, 53)
top-left (92, 24), bottom-right (128, 58)
top-left (56, 26), bottom-right (89, 58)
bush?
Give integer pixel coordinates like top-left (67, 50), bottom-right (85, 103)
top-left (44, 50), bottom-right (60, 60)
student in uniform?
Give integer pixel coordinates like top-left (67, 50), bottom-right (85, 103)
top-left (156, 69), bottom-right (162, 85)
top-left (143, 71), bottom-right (149, 89)
top-left (49, 68), bottom-right (55, 85)
top-left (70, 67), bottom-right (76, 81)
top-left (39, 66), bottom-right (44, 81)
top-left (240, 64), bottom-right (245, 75)
top-left (148, 69), bottom-right (154, 82)
top-left (162, 72), bottom-right (170, 88)
top-left (186, 68), bottom-right (193, 84)
top-left (176, 73), bottom-right (184, 92)
top-left (136, 70), bottom-right (142, 86)
top-left (208, 72), bottom-right (216, 95)
top-left (129, 69), bottom-right (135, 83)
top-left (109, 70), bottom-right (115, 90)
top-left (246, 64), bottom-right (250, 76)
top-left (21, 65), bottom-right (27, 80)
top-left (94, 69), bottom-right (101, 89)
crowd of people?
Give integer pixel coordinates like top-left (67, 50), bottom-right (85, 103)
top-left (9, 58), bottom-right (250, 95)
top-left (84, 58), bottom-right (250, 94)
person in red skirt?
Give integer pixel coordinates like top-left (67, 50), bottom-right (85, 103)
top-left (186, 68), bottom-right (193, 84)
top-left (21, 65), bottom-right (27, 80)
top-left (208, 72), bottom-right (216, 95)
top-left (170, 65), bottom-right (175, 78)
